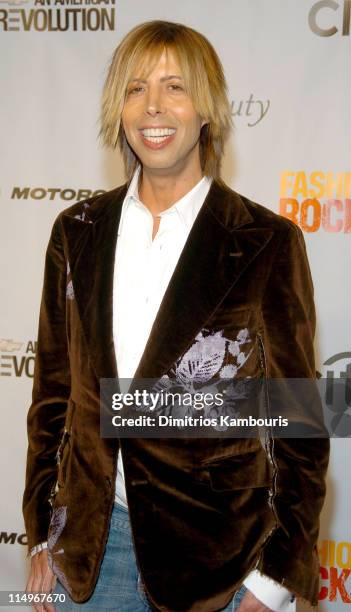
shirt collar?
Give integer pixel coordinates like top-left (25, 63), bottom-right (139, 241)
top-left (118, 164), bottom-right (212, 236)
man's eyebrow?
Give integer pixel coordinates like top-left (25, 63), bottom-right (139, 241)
top-left (129, 75), bottom-right (183, 84)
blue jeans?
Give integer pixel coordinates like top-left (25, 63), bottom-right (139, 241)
top-left (55, 501), bottom-right (247, 611)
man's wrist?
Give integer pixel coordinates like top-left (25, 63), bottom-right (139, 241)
top-left (243, 570), bottom-right (295, 611)
top-left (30, 541), bottom-right (48, 557)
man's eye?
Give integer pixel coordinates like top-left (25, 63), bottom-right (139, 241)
top-left (127, 86), bottom-right (143, 95)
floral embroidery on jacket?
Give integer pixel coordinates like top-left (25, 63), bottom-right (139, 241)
top-left (139, 327), bottom-right (256, 429)
top-left (47, 506), bottom-right (72, 595)
top-left (66, 260), bottom-right (74, 300)
top-left (74, 201), bottom-right (92, 223)
top-left (172, 327), bottom-right (253, 387)
top-left (66, 280), bottom-right (74, 300)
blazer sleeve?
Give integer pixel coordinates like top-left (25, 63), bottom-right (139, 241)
top-left (22, 214), bottom-right (71, 554)
top-left (256, 221), bottom-right (330, 605)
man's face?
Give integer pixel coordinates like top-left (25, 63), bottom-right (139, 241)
top-left (121, 48), bottom-right (206, 175)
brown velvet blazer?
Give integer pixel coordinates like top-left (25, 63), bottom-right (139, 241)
top-left (22, 178), bottom-right (329, 611)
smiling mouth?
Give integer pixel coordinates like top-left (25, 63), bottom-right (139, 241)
top-left (140, 127), bottom-right (176, 144)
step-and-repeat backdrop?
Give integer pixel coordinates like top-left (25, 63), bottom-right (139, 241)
top-left (1, 1), bottom-right (350, 609)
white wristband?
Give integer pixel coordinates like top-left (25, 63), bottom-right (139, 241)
top-left (30, 541), bottom-right (48, 557)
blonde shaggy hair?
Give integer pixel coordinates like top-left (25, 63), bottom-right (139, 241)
top-left (99, 20), bottom-right (233, 180)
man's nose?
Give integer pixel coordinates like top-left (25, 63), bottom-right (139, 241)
top-left (144, 87), bottom-right (165, 116)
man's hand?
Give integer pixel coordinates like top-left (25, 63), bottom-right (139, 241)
top-left (25, 549), bottom-right (56, 612)
top-left (237, 589), bottom-right (273, 612)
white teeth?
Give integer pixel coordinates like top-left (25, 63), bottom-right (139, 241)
top-left (144, 135), bottom-right (170, 143)
top-left (141, 128), bottom-right (176, 137)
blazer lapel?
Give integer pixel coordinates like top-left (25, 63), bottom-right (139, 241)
top-left (61, 179), bottom-right (273, 388)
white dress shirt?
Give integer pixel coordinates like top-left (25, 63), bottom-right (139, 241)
top-left (112, 164), bottom-right (296, 611)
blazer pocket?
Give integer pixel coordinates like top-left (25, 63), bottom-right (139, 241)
top-left (207, 450), bottom-right (272, 492)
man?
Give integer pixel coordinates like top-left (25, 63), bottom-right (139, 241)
top-left (23, 20), bottom-right (329, 612)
